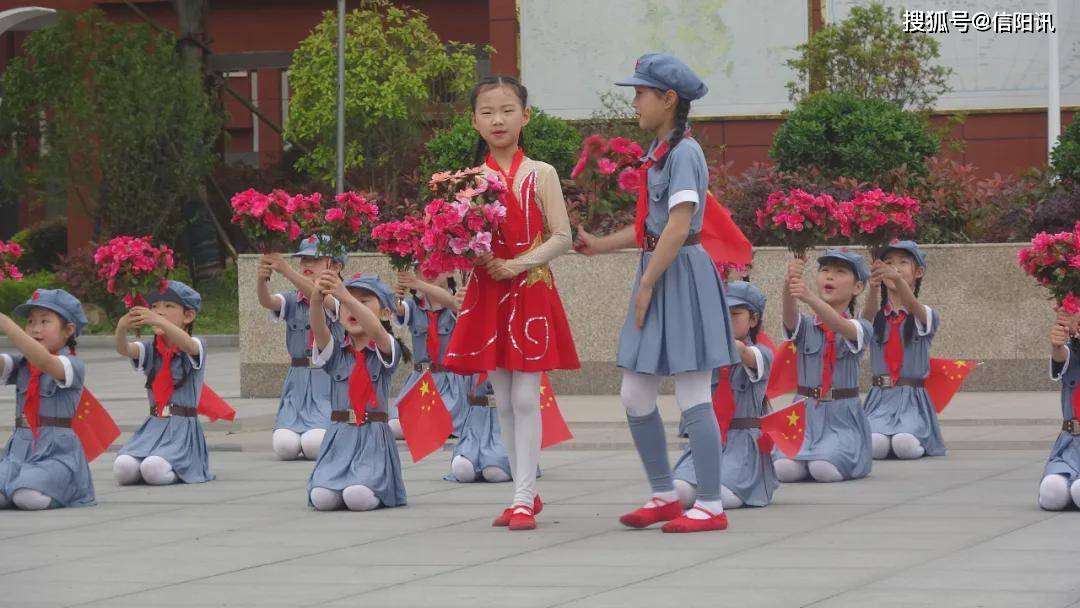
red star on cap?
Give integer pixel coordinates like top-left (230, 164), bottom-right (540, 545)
top-left (31, 290), bottom-right (40, 301)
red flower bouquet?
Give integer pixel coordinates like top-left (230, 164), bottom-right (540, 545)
top-left (569, 134), bottom-right (644, 229)
top-left (306, 191), bottom-right (380, 260)
top-left (837, 189), bottom-right (920, 255)
top-left (416, 168), bottom-right (508, 279)
top-left (0, 240), bottom-right (24, 281)
top-left (1018, 221), bottom-right (1080, 313)
top-left (230, 188), bottom-right (305, 253)
top-left (755, 189), bottom-right (844, 258)
top-left (371, 217), bottom-right (425, 271)
top-left (93, 236), bottom-right (175, 308)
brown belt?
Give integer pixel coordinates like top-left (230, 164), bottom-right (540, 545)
top-left (415, 362), bottom-right (447, 374)
top-left (796, 386), bottom-right (860, 401)
top-left (729, 417), bottom-right (760, 429)
top-left (291, 357), bottom-right (314, 368)
top-left (643, 232), bottom-right (702, 252)
top-left (469, 396), bottom-right (491, 407)
top-left (152, 404), bottom-right (198, 418)
top-left (1063, 420), bottom-right (1080, 435)
top-left (15, 415), bottom-right (72, 429)
top-left (872, 376), bottom-right (925, 389)
top-left (330, 410), bottom-right (389, 425)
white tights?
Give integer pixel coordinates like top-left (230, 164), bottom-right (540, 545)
top-left (1038, 474), bottom-right (1080, 511)
top-left (489, 369), bottom-right (542, 507)
top-left (113, 454), bottom-right (177, 486)
top-left (310, 485), bottom-right (380, 511)
top-left (774, 458), bottom-right (844, 483)
top-left (450, 455), bottom-right (511, 483)
top-left (12, 489), bottom-right (52, 510)
top-left (872, 432), bottom-right (925, 460)
top-left (673, 479), bottom-right (744, 509)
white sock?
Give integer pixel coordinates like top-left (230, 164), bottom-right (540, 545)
top-left (481, 466), bottom-right (511, 483)
top-left (272, 429), bottom-right (302, 460)
top-left (342, 485), bottom-right (380, 511)
top-left (643, 490), bottom-right (679, 508)
top-left (12, 488), bottom-right (52, 510)
top-left (774, 458), bottom-right (809, 482)
top-left (113, 454), bottom-right (143, 485)
top-left (310, 487), bottom-right (344, 511)
top-left (451, 455), bottom-right (477, 482)
top-left (1040, 474), bottom-right (1070, 511)
top-left (140, 456), bottom-right (177, 486)
top-left (892, 433), bottom-right (925, 460)
top-left (687, 499), bottom-right (723, 520)
top-left (1070, 480), bottom-right (1080, 510)
top-left (673, 479), bottom-right (696, 509)
top-left (388, 418), bottom-right (404, 440)
top-left (300, 429), bottom-right (326, 460)
top-left (720, 485), bottom-right (744, 509)
top-left (871, 433), bottom-right (891, 460)
top-left (808, 460), bottom-right (844, 483)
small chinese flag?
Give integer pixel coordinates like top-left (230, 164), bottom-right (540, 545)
top-left (925, 358), bottom-right (976, 413)
top-left (72, 389), bottom-right (120, 462)
top-left (766, 339), bottom-right (799, 399)
top-left (198, 385), bottom-right (236, 422)
top-left (540, 372), bottom-right (573, 448)
top-left (712, 368), bottom-right (736, 445)
top-left (702, 193), bottom-right (753, 266)
top-left (397, 371), bottom-right (453, 462)
top-left (760, 399), bottom-right (807, 459)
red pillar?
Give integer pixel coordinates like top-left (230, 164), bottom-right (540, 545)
top-left (256, 68), bottom-right (284, 167)
top-left (488, 0), bottom-right (518, 76)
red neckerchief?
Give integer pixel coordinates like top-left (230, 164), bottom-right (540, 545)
top-left (151, 336), bottom-right (179, 415)
top-left (485, 149), bottom-right (525, 212)
top-left (23, 364), bottom-right (43, 438)
top-left (815, 320), bottom-right (838, 396)
top-left (712, 366), bottom-right (735, 444)
top-left (345, 340), bottom-right (378, 422)
top-left (426, 305), bottom-right (442, 365)
top-left (883, 305), bottom-right (907, 383)
top-left (633, 139), bottom-right (672, 248)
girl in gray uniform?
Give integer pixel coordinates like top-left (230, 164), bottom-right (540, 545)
top-left (861, 241), bottom-right (945, 460)
top-left (1040, 309), bottom-right (1080, 510)
top-left (0, 289), bottom-right (95, 509)
top-left (673, 281), bottom-right (778, 509)
top-left (113, 281), bottom-right (214, 485)
top-left (774, 249), bottom-right (874, 483)
top-left (306, 272), bottom-right (409, 511)
top-left (578, 53), bottom-right (738, 532)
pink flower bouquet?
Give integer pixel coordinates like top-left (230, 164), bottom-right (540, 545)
top-left (1018, 221), bottom-right (1080, 313)
top-left (305, 192), bottom-right (380, 260)
top-left (755, 189), bottom-right (844, 258)
top-left (837, 189), bottom-right (920, 256)
top-left (569, 134), bottom-right (644, 228)
top-left (230, 188), bottom-right (305, 253)
top-left (371, 217), bottom-right (425, 271)
top-left (93, 235), bottom-right (175, 308)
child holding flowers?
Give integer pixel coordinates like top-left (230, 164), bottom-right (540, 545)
top-left (443, 75), bottom-right (580, 531)
top-left (113, 281), bottom-right (214, 486)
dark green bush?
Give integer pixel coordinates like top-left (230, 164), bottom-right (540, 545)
top-left (10, 217), bottom-right (67, 273)
top-left (0, 272), bottom-right (55, 316)
top-left (1051, 120), bottom-right (1080, 185)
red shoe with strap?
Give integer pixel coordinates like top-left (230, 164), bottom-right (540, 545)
top-left (618, 497), bottom-right (683, 529)
top-left (508, 505), bottom-right (537, 531)
top-left (660, 505), bottom-right (729, 533)
top-left (492, 495), bottom-right (543, 527)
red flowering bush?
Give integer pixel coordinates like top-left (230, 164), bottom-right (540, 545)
top-left (93, 236), bottom-right (175, 308)
top-left (569, 134), bottom-right (644, 230)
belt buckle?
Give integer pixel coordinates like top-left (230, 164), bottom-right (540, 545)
top-left (874, 376), bottom-right (893, 389)
top-left (15, 415), bottom-right (27, 427)
top-left (818, 387), bottom-right (834, 402)
top-left (644, 234), bottom-right (659, 250)
top-left (161, 404), bottom-right (172, 417)
top-left (1067, 420), bottom-right (1080, 435)
top-left (347, 410), bottom-right (368, 425)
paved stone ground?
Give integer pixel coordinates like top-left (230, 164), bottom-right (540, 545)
top-left (2, 347), bottom-right (1080, 608)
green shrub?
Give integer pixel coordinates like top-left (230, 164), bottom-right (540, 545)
top-left (10, 217), bottom-right (67, 273)
top-left (418, 108), bottom-right (581, 196)
top-left (1051, 120), bottom-right (1080, 185)
top-left (770, 91), bottom-right (939, 182)
top-left (0, 272), bottom-right (55, 316)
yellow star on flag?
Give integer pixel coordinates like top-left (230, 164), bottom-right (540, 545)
top-left (419, 381), bottom-right (431, 397)
top-left (786, 411), bottom-right (800, 427)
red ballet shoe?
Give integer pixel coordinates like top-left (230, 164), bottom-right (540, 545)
top-left (618, 497), bottom-right (683, 529)
top-left (508, 506), bottom-right (537, 531)
top-left (660, 505), bottom-right (729, 533)
top-left (492, 495), bottom-right (543, 527)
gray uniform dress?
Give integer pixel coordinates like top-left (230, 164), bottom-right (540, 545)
top-left (674, 343), bottom-right (778, 506)
top-left (1045, 342), bottom-right (1080, 482)
top-left (779, 313), bottom-right (873, 480)
top-left (391, 299), bottom-right (469, 434)
top-left (863, 306), bottom-right (946, 456)
top-left (307, 336), bottom-right (406, 508)
top-left (0, 353), bottom-right (95, 507)
top-left (446, 375), bottom-right (512, 481)
top-left (272, 291), bottom-right (335, 433)
top-left (118, 338), bottom-right (214, 483)
top-left (615, 138), bottom-right (738, 376)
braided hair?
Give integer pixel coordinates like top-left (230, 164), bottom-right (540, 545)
top-left (874, 253), bottom-right (924, 345)
top-left (654, 96), bottom-right (691, 170)
top-left (470, 75), bottom-right (529, 166)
